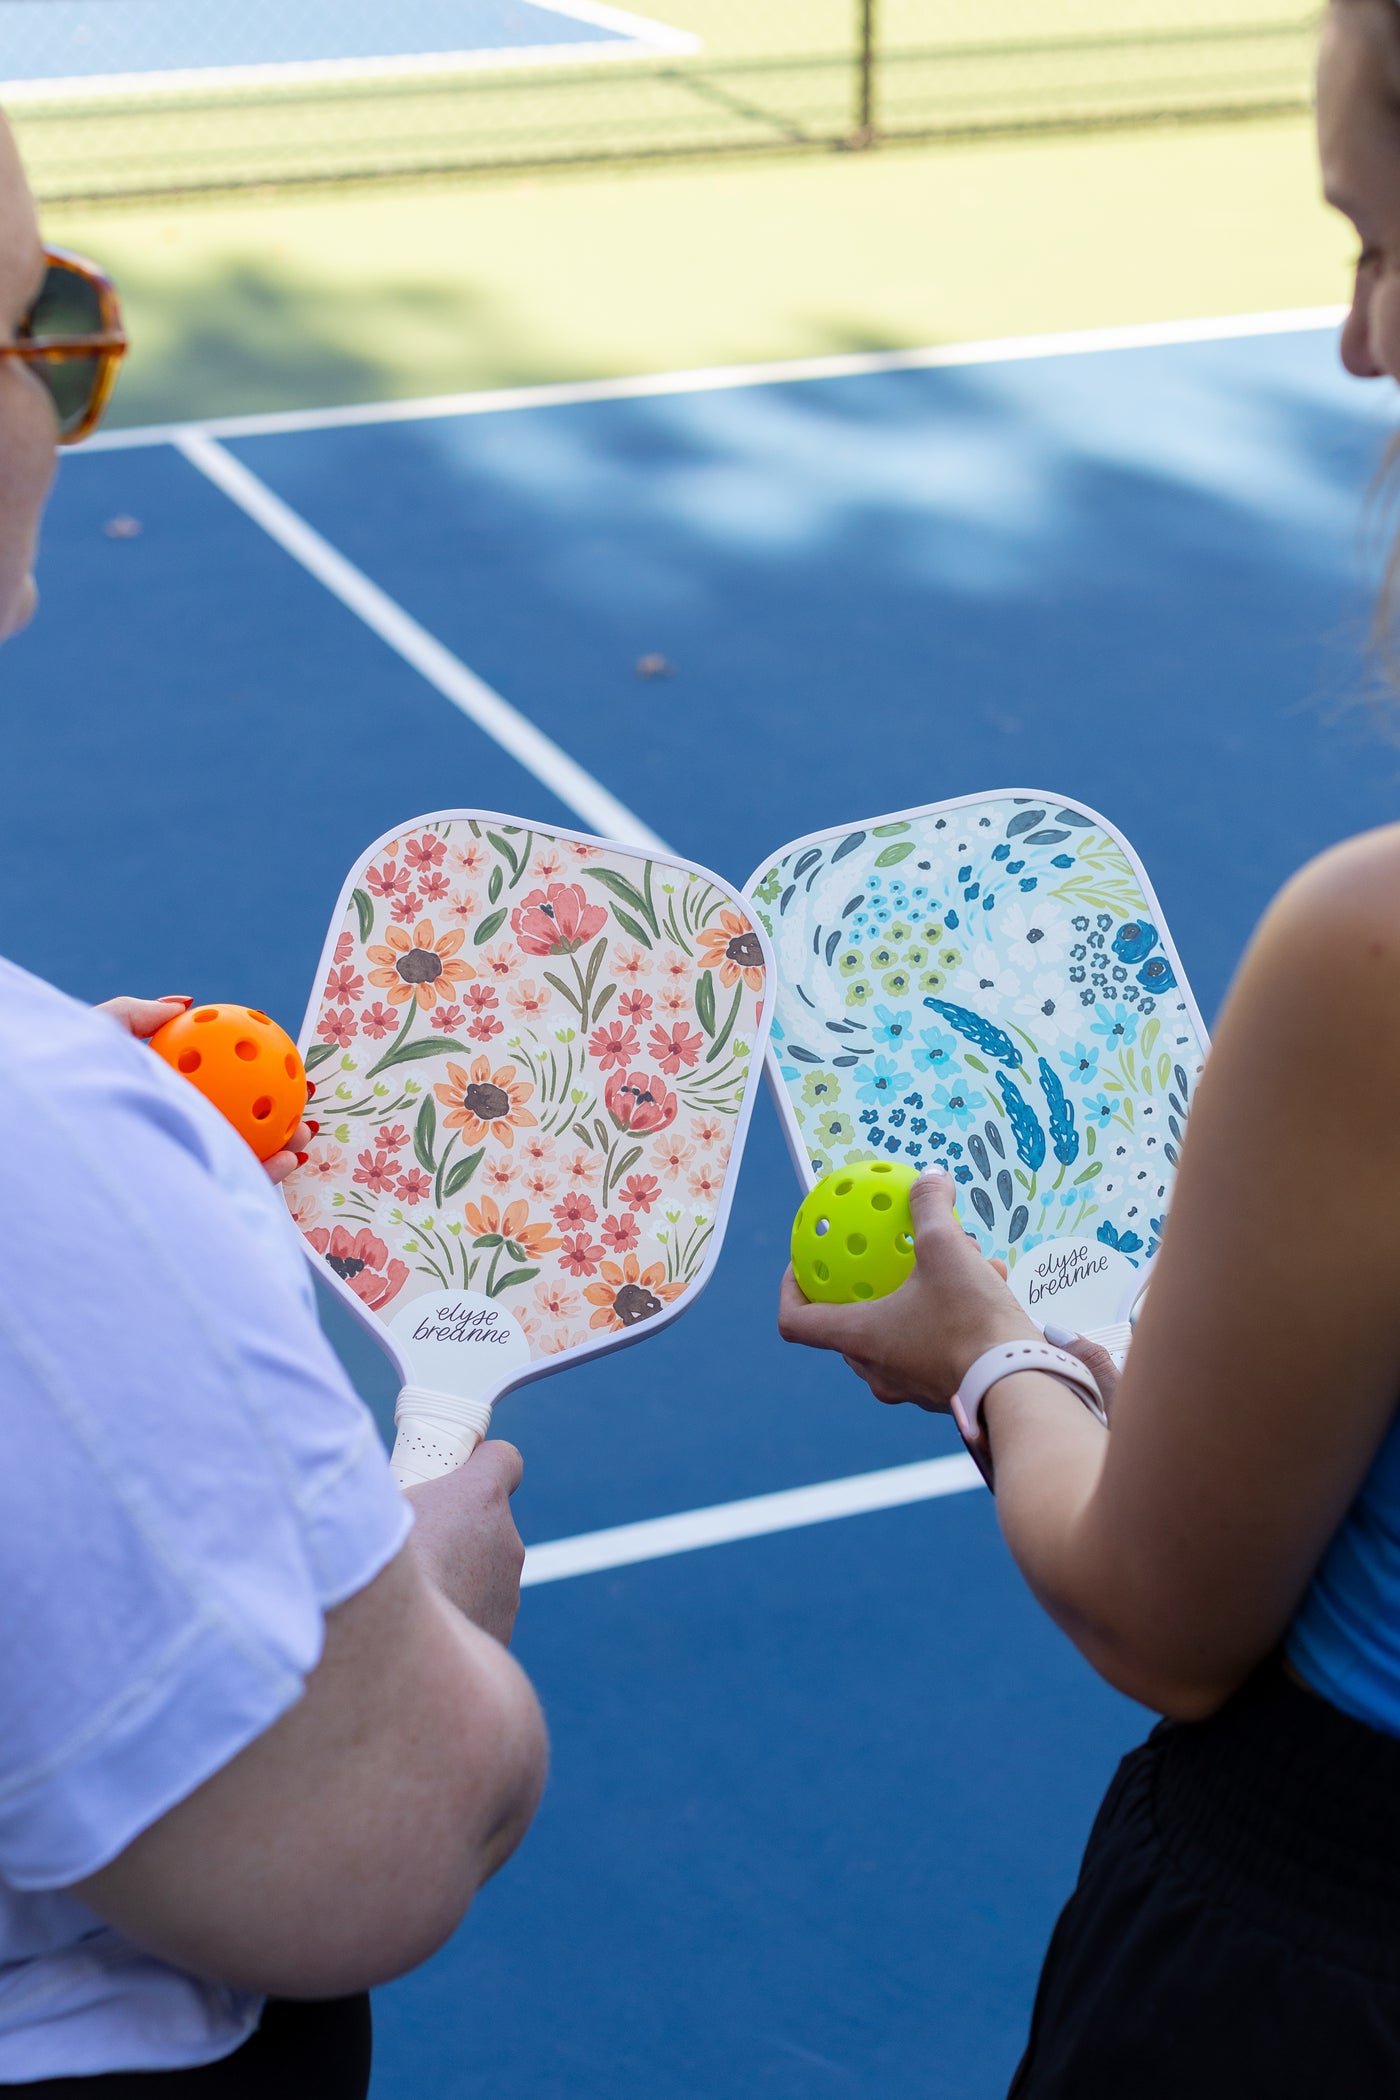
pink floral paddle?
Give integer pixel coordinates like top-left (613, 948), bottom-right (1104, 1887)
top-left (282, 812), bottom-right (772, 1485)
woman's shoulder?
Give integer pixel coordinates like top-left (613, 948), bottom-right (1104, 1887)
top-left (1255, 822), bottom-right (1400, 989)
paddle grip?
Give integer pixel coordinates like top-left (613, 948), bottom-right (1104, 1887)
top-left (390, 1387), bottom-right (495, 1489)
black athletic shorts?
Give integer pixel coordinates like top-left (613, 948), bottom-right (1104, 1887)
top-left (1011, 1664), bottom-right (1400, 2097)
top-left (0, 1995), bottom-right (371, 2097)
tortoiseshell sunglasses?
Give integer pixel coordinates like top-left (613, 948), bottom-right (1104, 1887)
top-left (0, 246), bottom-right (126, 444)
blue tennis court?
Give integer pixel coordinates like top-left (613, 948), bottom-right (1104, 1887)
top-left (6, 313), bottom-right (1389, 2096)
top-left (0, 0), bottom-right (694, 96)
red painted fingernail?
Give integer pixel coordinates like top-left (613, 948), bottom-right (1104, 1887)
top-left (295, 1151), bottom-right (310, 1166)
top-left (160, 994), bottom-right (194, 1006)
top-left (305, 1081), bottom-right (317, 1098)
top-left (307, 1120), bottom-right (320, 1135)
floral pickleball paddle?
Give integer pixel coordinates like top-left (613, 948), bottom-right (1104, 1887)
top-left (747, 791), bottom-right (1209, 1351)
top-left (283, 812), bottom-right (772, 1484)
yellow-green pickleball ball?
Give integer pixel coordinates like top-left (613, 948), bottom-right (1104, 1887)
top-left (791, 1160), bottom-right (922, 1303)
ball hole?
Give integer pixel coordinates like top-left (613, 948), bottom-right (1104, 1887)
top-left (871, 1161), bottom-right (892, 1174)
top-left (870, 1191), bottom-right (892, 1211)
top-left (846, 1231), bottom-right (867, 1256)
top-left (193, 1007), bottom-right (218, 1023)
top-left (814, 1216), bottom-right (830, 1237)
top-left (247, 1009), bottom-right (272, 1026)
top-left (251, 1096), bottom-right (274, 1121)
top-left (852, 1281), bottom-right (874, 1299)
top-left (234, 1039), bottom-right (259, 1061)
top-left (284, 1053), bottom-right (300, 1078)
top-left (897, 1231), bottom-right (914, 1252)
top-left (176, 1049), bottom-right (201, 1074)
top-left (834, 1178), bottom-right (853, 1196)
top-left (813, 1260), bottom-right (829, 1283)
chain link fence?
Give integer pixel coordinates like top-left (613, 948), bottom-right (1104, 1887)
top-left (3, 1), bottom-right (1319, 204)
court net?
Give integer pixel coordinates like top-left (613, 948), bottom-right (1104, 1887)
top-left (3, 1), bottom-right (1318, 205)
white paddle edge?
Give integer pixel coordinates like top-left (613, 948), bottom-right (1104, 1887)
top-left (297, 806), bottom-right (777, 1436)
top-left (742, 787), bottom-right (1213, 1333)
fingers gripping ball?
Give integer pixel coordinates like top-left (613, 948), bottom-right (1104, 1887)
top-left (791, 1161), bottom-right (922, 1304)
top-left (149, 1004), bottom-right (307, 1161)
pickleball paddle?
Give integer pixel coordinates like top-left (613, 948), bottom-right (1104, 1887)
top-left (746, 791), bottom-right (1209, 1356)
top-left (282, 811), bottom-right (772, 1485)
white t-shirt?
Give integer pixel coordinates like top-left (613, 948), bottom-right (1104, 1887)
top-left (0, 960), bottom-right (411, 2080)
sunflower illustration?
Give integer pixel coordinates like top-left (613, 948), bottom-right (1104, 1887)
top-left (366, 918), bottom-right (474, 1012)
top-left (583, 1252), bottom-right (686, 1332)
top-left (434, 1057), bottom-right (537, 1147)
top-left (462, 1195), bottom-right (562, 1258)
top-left (697, 908), bottom-right (765, 992)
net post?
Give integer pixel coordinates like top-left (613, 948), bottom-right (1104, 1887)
top-left (852, 0), bottom-right (878, 149)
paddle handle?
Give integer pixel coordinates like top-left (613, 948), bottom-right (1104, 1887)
top-left (390, 1387), bottom-right (495, 1489)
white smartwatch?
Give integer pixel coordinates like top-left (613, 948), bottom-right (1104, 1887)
top-left (951, 1341), bottom-right (1107, 1487)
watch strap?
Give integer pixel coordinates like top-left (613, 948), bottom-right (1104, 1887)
top-left (951, 1341), bottom-right (1107, 1486)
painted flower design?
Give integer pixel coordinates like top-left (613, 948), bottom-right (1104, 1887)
top-left (605, 1067), bottom-right (679, 1134)
top-left (293, 824), bottom-right (765, 1380)
top-left (698, 908), bottom-right (765, 991)
top-left (621, 1172), bottom-right (661, 1212)
top-left (533, 1277), bottom-right (581, 1323)
top-left (589, 1019), bottom-right (639, 1070)
top-left (361, 1001), bottom-right (397, 1039)
top-left (367, 918), bottom-right (474, 1011)
top-left (365, 857), bottom-right (411, 901)
top-left (403, 833), bottom-right (447, 876)
top-left (324, 964), bottom-right (364, 1004)
top-left (305, 1225), bottom-right (408, 1311)
top-left (584, 1253), bottom-right (684, 1331)
top-left (649, 1020), bottom-right (703, 1073)
top-left (511, 882), bottom-right (607, 957)
top-left (317, 1005), bottom-right (358, 1049)
top-left (434, 1057), bottom-right (537, 1147)
top-left (462, 1196), bottom-right (562, 1258)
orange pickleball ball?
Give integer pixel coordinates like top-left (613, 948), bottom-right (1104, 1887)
top-left (149, 1003), bottom-right (308, 1161)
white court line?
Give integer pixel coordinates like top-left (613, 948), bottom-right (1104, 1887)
top-left (521, 1453), bottom-right (982, 1586)
top-left (174, 428), bottom-right (669, 851)
top-left (88, 306), bottom-right (1346, 454)
top-left (170, 438), bottom-right (981, 1592)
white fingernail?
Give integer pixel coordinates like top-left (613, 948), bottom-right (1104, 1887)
top-left (922, 1164), bottom-right (949, 1180)
top-left (1043, 1321), bottom-right (1079, 1347)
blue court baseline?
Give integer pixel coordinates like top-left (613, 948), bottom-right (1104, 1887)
top-left (0, 0), bottom-right (696, 98)
top-left (5, 309), bottom-right (1391, 2096)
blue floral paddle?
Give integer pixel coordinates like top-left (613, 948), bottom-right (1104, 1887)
top-left (747, 791), bottom-right (1209, 1352)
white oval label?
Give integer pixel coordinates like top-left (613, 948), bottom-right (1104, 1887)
top-left (1008, 1237), bottom-right (1140, 1335)
top-left (386, 1288), bottom-right (530, 1400)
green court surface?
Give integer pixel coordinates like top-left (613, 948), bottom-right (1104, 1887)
top-left (44, 112), bottom-right (1354, 429)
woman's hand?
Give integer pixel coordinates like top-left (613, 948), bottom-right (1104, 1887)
top-left (98, 994), bottom-right (313, 1185)
top-left (778, 1167), bottom-right (1040, 1409)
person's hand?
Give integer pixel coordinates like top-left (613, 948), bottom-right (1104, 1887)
top-left (404, 1441), bottom-right (526, 1646)
top-left (97, 994), bottom-right (314, 1185)
top-left (778, 1167), bottom-right (1041, 1411)
top-left (1041, 1324), bottom-right (1121, 1423)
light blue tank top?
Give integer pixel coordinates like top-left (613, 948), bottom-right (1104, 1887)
top-left (1287, 1411), bottom-right (1400, 1736)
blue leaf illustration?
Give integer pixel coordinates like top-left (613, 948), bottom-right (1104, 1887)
top-left (925, 998), bottom-right (1023, 1068)
top-left (1037, 1056), bottom-right (1080, 1167)
top-left (998, 1077), bottom-right (1047, 1172)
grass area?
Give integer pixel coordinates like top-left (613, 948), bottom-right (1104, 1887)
top-left (42, 112), bottom-right (1354, 430)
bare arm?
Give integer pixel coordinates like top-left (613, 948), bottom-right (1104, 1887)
top-left (780, 825), bottom-right (1400, 1720)
top-left (73, 1442), bottom-right (547, 1998)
